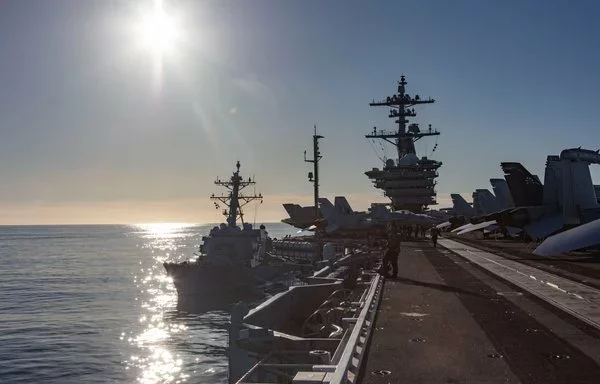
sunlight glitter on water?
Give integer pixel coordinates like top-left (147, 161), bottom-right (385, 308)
top-left (135, 223), bottom-right (198, 240)
top-left (0, 224), bottom-right (300, 383)
top-left (128, 224), bottom-right (194, 383)
top-left (122, 222), bottom-right (278, 383)
top-left (135, 346), bottom-right (184, 384)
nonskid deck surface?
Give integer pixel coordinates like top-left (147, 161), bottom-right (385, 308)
top-left (439, 238), bottom-right (600, 331)
top-left (451, 237), bottom-right (600, 289)
top-left (362, 241), bottom-right (600, 384)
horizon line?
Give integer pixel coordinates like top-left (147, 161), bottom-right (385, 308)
top-left (0, 221), bottom-right (288, 227)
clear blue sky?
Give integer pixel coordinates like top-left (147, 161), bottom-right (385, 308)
top-left (1, 0), bottom-right (599, 224)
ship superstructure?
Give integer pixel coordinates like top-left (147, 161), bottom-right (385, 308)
top-left (365, 75), bottom-right (442, 212)
top-left (164, 162), bottom-right (280, 301)
top-left (211, 160), bottom-right (263, 230)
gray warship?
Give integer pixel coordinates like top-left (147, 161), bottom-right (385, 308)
top-left (163, 161), bottom-right (293, 301)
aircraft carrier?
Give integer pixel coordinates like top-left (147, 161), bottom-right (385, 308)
top-left (228, 236), bottom-right (600, 383)
top-left (227, 77), bottom-right (600, 384)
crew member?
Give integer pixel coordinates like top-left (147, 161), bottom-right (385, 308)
top-left (431, 226), bottom-right (439, 248)
top-left (380, 222), bottom-right (400, 278)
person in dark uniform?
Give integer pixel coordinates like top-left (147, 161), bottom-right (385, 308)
top-left (431, 226), bottom-right (439, 248)
top-left (380, 222), bottom-right (400, 278)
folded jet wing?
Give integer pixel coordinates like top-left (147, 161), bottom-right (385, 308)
top-left (533, 218), bottom-right (600, 256)
top-left (425, 210), bottom-right (452, 222)
top-left (456, 220), bottom-right (497, 235)
top-left (369, 206), bottom-right (436, 224)
top-left (281, 203), bottom-right (320, 229)
top-left (451, 222), bottom-right (473, 233)
top-left (436, 221), bottom-right (452, 229)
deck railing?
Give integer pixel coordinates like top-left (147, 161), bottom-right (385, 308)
top-left (326, 273), bottom-right (383, 383)
top-left (234, 272), bottom-right (384, 383)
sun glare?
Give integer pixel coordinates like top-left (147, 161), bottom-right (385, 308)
top-left (135, 0), bottom-right (181, 56)
top-left (137, 223), bottom-right (195, 235)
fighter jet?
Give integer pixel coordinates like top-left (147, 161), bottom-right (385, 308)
top-left (317, 197), bottom-right (437, 233)
top-left (455, 148), bottom-right (600, 240)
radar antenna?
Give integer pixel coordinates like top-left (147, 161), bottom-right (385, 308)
top-left (210, 161), bottom-right (263, 227)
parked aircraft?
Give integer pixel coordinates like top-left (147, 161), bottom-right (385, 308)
top-left (316, 197), bottom-right (437, 233)
top-left (454, 148), bottom-right (600, 241)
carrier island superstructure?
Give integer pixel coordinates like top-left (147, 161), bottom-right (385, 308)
top-left (365, 75), bottom-right (442, 213)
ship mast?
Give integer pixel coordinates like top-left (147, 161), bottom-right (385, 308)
top-left (304, 125), bottom-right (324, 221)
top-left (365, 75), bottom-right (442, 213)
top-left (366, 75), bottom-right (439, 158)
top-left (211, 161), bottom-right (263, 227)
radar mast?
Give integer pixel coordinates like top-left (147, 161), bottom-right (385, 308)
top-left (211, 161), bottom-right (263, 227)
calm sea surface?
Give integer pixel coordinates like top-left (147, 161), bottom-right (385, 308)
top-left (0, 223), bottom-right (301, 384)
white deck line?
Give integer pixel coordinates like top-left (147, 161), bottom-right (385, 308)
top-left (439, 238), bottom-right (600, 331)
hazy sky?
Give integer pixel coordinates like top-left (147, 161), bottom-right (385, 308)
top-left (1, 0), bottom-right (599, 224)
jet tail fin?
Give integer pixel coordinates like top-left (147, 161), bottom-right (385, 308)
top-left (560, 148), bottom-right (600, 225)
top-left (501, 162), bottom-right (543, 207)
top-left (472, 189), bottom-right (500, 215)
top-left (451, 194), bottom-right (476, 217)
top-left (334, 196), bottom-right (353, 214)
top-left (490, 178), bottom-right (514, 209)
top-left (318, 198), bottom-right (337, 221)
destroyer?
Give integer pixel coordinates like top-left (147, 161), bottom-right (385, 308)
top-left (164, 161), bottom-right (292, 301)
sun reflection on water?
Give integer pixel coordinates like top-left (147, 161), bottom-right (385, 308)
top-left (126, 223), bottom-right (199, 383)
top-left (136, 223), bottom-right (198, 239)
top-left (119, 222), bottom-right (300, 383)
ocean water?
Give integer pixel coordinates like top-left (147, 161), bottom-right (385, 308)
top-left (0, 223), bottom-right (302, 384)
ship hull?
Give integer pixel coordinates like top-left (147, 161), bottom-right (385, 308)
top-left (164, 262), bottom-right (290, 304)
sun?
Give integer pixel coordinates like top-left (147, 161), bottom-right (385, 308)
top-left (135, 0), bottom-right (181, 56)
